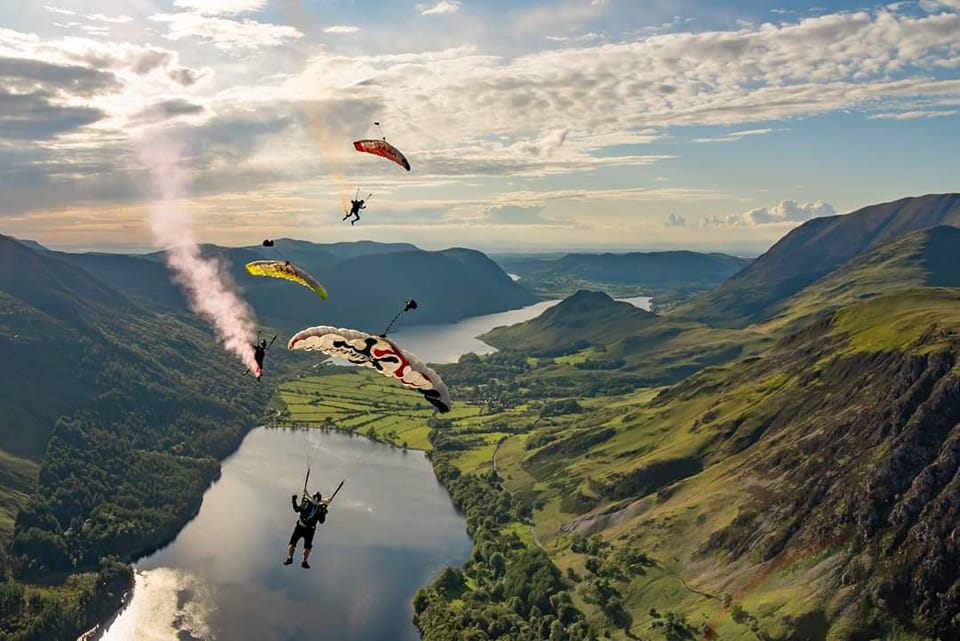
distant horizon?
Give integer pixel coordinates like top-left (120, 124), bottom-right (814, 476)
top-left (8, 233), bottom-right (769, 258)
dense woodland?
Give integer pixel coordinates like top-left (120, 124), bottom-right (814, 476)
top-left (0, 235), bottom-right (272, 639)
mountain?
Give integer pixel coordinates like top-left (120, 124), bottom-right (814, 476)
top-left (50, 241), bottom-right (536, 333)
top-left (0, 237), bottom-right (270, 637)
top-left (482, 290), bottom-right (657, 353)
top-left (495, 250), bottom-right (751, 299)
top-left (491, 287), bottom-right (960, 639)
top-left (675, 193), bottom-right (960, 327)
top-left (762, 225), bottom-right (960, 331)
top-left (471, 290), bottom-right (766, 394)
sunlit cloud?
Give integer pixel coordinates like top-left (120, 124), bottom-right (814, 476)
top-left (416, 1), bottom-right (462, 16)
top-left (698, 200), bottom-right (835, 227)
top-left (324, 25), bottom-right (361, 34)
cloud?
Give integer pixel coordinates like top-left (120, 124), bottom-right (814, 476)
top-left (0, 89), bottom-right (106, 140)
top-left (43, 5), bottom-right (77, 16)
top-left (417, 1), bottom-right (462, 16)
top-left (868, 109), bottom-right (958, 119)
top-left (482, 204), bottom-right (554, 225)
top-left (544, 32), bottom-right (602, 43)
top-left (920, 0), bottom-right (960, 11)
top-left (323, 25), bottom-right (361, 34)
top-left (53, 42), bottom-right (204, 86)
top-left (150, 12), bottom-right (302, 51)
top-left (692, 128), bottom-right (787, 143)
top-left (701, 200), bottom-right (835, 227)
top-left (0, 56), bottom-right (120, 96)
top-left (665, 213), bottom-right (687, 226)
top-left (172, 0), bottom-right (268, 15)
top-left (131, 99), bottom-right (205, 123)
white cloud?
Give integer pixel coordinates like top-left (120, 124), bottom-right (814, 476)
top-left (150, 12), bottom-right (302, 51)
top-left (172, 0), bottom-right (268, 15)
top-left (86, 14), bottom-right (134, 24)
top-left (920, 0), bottom-right (960, 11)
top-left (323, 25), bottom-right (361, 34)
top-left (417, 1), bottom-right (462, 16)
top-left (692, 128), bottom-right (787, 143)
top-left (545, 32), bottom-right (601, 43)
top-left (868, 109), bottom-right (958, 119)
top-left (43, 5), bottom-right (77, 16)
top-left (665, 213), bottom-right (687, 226)
top-left (701, 200), bottom-right (835, 227)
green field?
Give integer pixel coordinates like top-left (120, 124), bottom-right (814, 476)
top-left (276, 367), bottom-right (444, 450)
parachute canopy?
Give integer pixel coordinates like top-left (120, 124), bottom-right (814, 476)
top-left (244, 260), bottom-right (328, 300)
top-left (288, 326), bottom-right (451, 412)
top-left (353, 139), bottom-right (411, 171)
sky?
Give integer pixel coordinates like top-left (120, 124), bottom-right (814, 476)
top-left (1, 0), bottom-right (959, 254)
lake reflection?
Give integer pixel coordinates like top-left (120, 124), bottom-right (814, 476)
top-left (96, 428), bottom-right (471, 641)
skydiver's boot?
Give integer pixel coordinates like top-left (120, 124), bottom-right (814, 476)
top-left (283, 557), bottom-right (293, 565)
top-left (301, 560), bottom-right (310, 569)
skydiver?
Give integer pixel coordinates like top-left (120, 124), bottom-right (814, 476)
top-left (343, 198), bottom-right (366, 225)
top-left (284, 491), bottom-right (331, 568)
top-left (253, 339), bottom-right (268, 379)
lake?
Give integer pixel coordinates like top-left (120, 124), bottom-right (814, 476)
top-left (91, 295), bottom-right (652, 641)
top-left (94, 429), bottom-right (471, 641)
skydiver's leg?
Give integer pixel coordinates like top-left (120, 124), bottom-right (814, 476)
top-left (285, 527), bottom-right (301, 564)
top-left (301, 529), bottom-right (315, 568)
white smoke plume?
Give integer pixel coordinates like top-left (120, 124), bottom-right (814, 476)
top-left (140, 134), bottom-right (258, 372)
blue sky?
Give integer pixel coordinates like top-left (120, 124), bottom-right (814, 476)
top-left (1, 0), bottom-right (959, 253)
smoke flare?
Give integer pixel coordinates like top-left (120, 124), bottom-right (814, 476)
top-left (140, 136), bottom-right (258, 372)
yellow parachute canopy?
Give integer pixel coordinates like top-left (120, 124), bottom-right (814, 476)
top-left (244, 260), bottom-right (328, 300)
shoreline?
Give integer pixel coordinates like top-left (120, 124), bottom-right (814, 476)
top-left (73, 414), bottom-right (266, 641)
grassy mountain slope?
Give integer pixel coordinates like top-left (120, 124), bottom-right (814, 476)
top-left (675, 193), bottom-right (960, 327)
top-left (496, 250), bottom-right (750, 299)
top-left (758, 225), bottom-right (960, 333)
top-left (495, 289), bottom-right (960, 639)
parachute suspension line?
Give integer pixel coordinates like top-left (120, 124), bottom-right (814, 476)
top-left (380, 299), bottom-right (417, 337)
top-left (302, 461), bottom-right (310, 498)
top-left (374, 121), bottom-right (385, 140)
top-left (262, 239), bottom-right (294, 265)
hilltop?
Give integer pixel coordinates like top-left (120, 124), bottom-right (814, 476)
top-left (674, 193), bottom-right (960, 326)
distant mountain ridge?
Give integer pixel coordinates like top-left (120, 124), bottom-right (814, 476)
top-left (675, 193), bottom-right (960, 326)
top-left (38, 239), bottom-right (537, 333)
top-left (494, 250), bottom-right (750, 299)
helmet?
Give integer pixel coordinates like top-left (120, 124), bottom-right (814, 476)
top-left (260, 339), bottom-right (267, 347)
top-left (313, 492), bottom-right (322, 501)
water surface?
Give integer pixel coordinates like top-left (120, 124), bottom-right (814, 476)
top-left (96, 428), bottom-right (471, 641)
